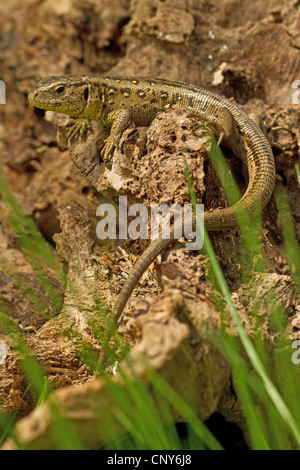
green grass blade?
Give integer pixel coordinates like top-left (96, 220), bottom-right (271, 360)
top-left (184, 155), bottom-right (300, 447)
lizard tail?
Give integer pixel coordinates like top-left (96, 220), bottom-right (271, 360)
top-left (114, 233), bottom-right (176, 320)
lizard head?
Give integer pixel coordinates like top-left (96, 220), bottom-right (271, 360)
top-left (28, 75), bottom-right (100, 119)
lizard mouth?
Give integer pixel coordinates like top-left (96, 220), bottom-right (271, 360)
top-left (28, 90), bottom-right (65, 108)
top-left (28, 88), bottom-right (85, 116)
top-left (28, 89), bottom-right (62, 109)
top-left (28, 89), bottom-right (41, 106)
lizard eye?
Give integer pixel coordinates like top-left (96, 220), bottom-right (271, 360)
top-left (84, 87), bottom-right (89, 101)
top-left (55, 86), bottom-right (65, 94)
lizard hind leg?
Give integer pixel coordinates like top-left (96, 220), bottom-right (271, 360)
top-left (208, 106), bottom-right (244, 158)
top-left (249, 113), bottom-right (269, 139)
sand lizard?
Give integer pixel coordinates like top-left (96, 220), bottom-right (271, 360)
top-left (28, 75), bottom-right (276, 319)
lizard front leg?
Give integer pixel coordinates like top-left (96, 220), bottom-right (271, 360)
top-left (101, 109), bottom-right (131, 164)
